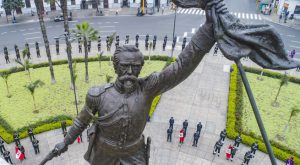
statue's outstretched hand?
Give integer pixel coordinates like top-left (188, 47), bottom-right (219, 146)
top-left (204, 0), bottom-right (228, 25)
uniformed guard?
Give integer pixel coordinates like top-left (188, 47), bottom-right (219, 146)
top-left (61, 121), bottom-right (67, 134)
top-left (125, 35), bottom-right (129, 44)
top-left (220, 129), bottom-right (227, 142)
top-left (106, 36), bottom-right (110, 51)
top-left (153, 35), bottom-right (157, 50)
top-left (135, 41), bottom-right (139, 48)
top-left (25, 42), bottom-right (31, 59)
top-left (163, 35), bottom-right (168, 51)
top-left (32, 138), bottom-right (40, 154)
top-left (172, 36), bottom-right (177, 50)
top-left (230, 145), bottom-right (237, 161)
top-left (14, 45), bottom-right (20, 61)
top-left (233, 135), bottom-right (242, 147)
top-left (115, 36), bottom-right (120, 49)
top-left (196, 122), bottom-right (202, 134)
top-left (135, 34), bottom-right (139, 44)
top-left (56, 39), bottom-right (60, 55)
top-left (28, 128), bottom-right (35, 142)
top-left (182, 37), bottom-right (187, 51)
top-left (250, 141), bottom-right (258, 156)
top-left (13, 132), bottom-right (21, 146)
top-left (192, 131), bottom-right (200, 147)
top-left (242, 151), bottom-right (253, 165)
top-left (3, 150), bottom-right (13, 164)
top-left (167, 127), bottom-right (172, 142)
top-left (4, 46), bottom-right (10, 63)
top-left (145, 40), bottom-right (149, 51)
top-left (116, 35), bottom-right (120, 42)
top-left (35, 42), bottom-right (41, 58)
top-left (213, 139), bottom-right (223, 156)
top-left (182, 120), bottom-right (188, 137)
top-left (0, 138), bottom-right (5, 156)
top-left (145, 34), bottom-right (149, 42)
top-left (88, 40), bottom-right (91, 52)
top-left (213, 44), bottom-right (218, 56)
top-left (78, 37), bottom-right (82, 53)
top-left (169, 117), bottom-right (174, 129)
top-left (98, 36), bottom-right (101, 52)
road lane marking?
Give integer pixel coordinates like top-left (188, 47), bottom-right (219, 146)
top-left (242, 13), bottom-right (245, 19)
top-left (290, 45), bottom-right (300, 49)
top-left (192, 9), bottom-right (196, 14)
top-left (188, 9), bottom-right (192, 14)
top-left (254, 14), bottom-right (258, 20)
top-left (291, 40), bottom-right (300, 44)
top-left (20, 29), bottom-right (26, 31)
top-left (195, 9), bottom-right (200, 15)
top-left (105, 22), bottom-right (111, 23)
top-left (23, 32), bottom-right (40, 36)
top-left (176, 36), bottom-right (180, 42)
top-left (1, 32), bottom-right (7, 35)
top-left (200, 10), bottom-right (204, 15)
top-left (237, 13), bottom-right (240, 18)
top-left (98, 26), bottom-right (115, 28)
top-left (113, 22), bottom-right (118, 23)
top-left (191, 28), bottom-right (195, 34)
top-left (25, 37), bottom-right (41, 40)
top-left (234, 12), bottom-right (237, 16)
top-left (10, 31), bottom-right (17, 33)
top-left (246, 13), bottom-right (249, 19)
top-left (100, 30), bottom-right (116, 33)
top-left (183, 32), bottom-right (187, 37)
top-left (286, 34), bottom-right (295, 38)
top-left (184, 9), bottom-right (188, 14)
top-left (250, 14), bottom-right (253, 19)
top-left (258, 15), bottom-right (262, 20)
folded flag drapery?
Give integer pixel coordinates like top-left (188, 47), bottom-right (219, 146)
top-left (173, 0), bottom-right (299, 70)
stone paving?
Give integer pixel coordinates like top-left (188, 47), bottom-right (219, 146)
top-left (1, 42), bottom-right (297, 164)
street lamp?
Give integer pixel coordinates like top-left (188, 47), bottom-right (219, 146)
top-left (171, 6), bottom-right (177, 58)
top-left (54, 32), bottom-right (79, 115)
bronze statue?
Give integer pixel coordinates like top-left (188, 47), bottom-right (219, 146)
top-left (41, 1), bottom-right (228, 165)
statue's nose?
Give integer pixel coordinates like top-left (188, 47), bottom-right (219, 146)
top-left (127, 65), bottom-right (132, 74)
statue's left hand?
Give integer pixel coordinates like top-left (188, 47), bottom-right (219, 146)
top-left (204, 0), bottom-right (229, 26)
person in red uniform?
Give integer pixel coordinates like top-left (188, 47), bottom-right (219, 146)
top-left (226, 144), bottom-right (232, 160)
top-left (179, 128), bottom-right (185, 144)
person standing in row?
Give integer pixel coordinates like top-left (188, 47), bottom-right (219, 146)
top-left (0, 137), bottom-right (5, 156)
top-left (233, 135), bottom-right (242, 147)
top-left (192, 131), bottom-right (200, 147)
top-left (169, 117), bottom-right (174, 129)
top-left (35, 42), bottom-right (41, 58)
top-left (182, 120), bottom-right (188, 137)
top-left (32, 138), bottom-right (40, 154)
top-left (61, 120), bottom-right (67, 134)
top-left (196, 122), bottom-right (202, 133)
top-left (14, 45), bottom-right (20, 61)
top-left (242, 151), bottom-right (253, 165)
top-left (25, 42), bottom-right (31, 59)
top-left (213, 139), bottom-right (223, 157)
top-left (167, 127), bottom-right (173, 142)
top-left (4, 46), bottom-right (10, 64)
top-left (225, 144), bottom-right (232, 160)
top-left (28, 128), bottom-right (35, 142)
top-left (220, 129), bottom-right (227, 142)
top-left (250, 141), bottom-right (259, 157)
top-left (19, 144), bottom-right (26, 159)
top-left (4, 150), bottom-right (13, 164)
top-left (230, 145), bottom-right (237, 161)
top-left (13, 132), bottom-right (21, 146)
top-left (179, 128), bottom-right (185, 144)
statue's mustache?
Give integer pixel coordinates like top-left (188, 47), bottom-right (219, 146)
top-left (119, 75), bottom-right (138, 82)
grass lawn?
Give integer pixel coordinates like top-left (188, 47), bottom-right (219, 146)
top-left (0, 61), bottom-right (165, 130)
top-left (241, 72), bottom-right (300, 154)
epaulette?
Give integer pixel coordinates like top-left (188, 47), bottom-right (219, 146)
top-left (88, 83), bottom-right (113, 97)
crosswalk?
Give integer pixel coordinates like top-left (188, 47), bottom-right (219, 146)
top-left (177, 8), bottom-right (262, 20)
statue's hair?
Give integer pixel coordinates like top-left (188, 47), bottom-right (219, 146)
top-left (113, 45), bottom-right (144, 71)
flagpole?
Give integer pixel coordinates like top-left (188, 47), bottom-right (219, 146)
top-left (235, 60), bottom-right (277, 165)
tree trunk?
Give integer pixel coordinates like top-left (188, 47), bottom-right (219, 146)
top-left (60, 0), bottom-right (70, 33)
top-left (274, 85), bottom-right (282, 103)
top-left (5, 80), bottom-right (10, 97)
top-left (84, 38), bottom-right (89, 82)
top-left (35, 0), bottom-right (56, 84)
top-left (32, 94), bottom-right (36, 109)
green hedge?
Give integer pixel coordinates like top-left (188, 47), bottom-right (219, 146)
top-left (0, 55), bottom-right (173, 144)
top-left (227, 65), bottom-right (300, 163)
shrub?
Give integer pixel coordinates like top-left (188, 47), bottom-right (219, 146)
top-left (227, 64), bottom-right (300, 163)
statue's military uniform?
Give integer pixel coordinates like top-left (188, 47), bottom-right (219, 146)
top-left (63, 24), bottom-right (215, 165)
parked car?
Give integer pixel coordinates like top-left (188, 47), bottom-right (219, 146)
top-left (54, 14), bottom-right (72, 22)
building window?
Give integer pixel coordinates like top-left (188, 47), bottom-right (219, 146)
top-left (133, 0), bottom-right (135, 3)
top-left (114, 0), bottom-right (118, 3)
top-left (71, 0), bottom-right (76, 5)
top-left (25, 0), bottom-right (31, 8)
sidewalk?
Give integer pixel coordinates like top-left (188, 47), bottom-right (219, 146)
top-left (260, 11), bottom-right (300, 30)
top-left (0, 42), bottom-right (288, 164)
top-left (0, 7), bottom-right (174, 26)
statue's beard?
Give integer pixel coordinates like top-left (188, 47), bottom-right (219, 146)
top-left (118, 75), bottom-right (138, 93)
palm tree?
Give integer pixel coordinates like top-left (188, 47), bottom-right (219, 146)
top-left (107, 33), bottom-right (116, 65)
top-left (0, 71), bottom-right (12, 97)
top-left (257, 69), bottom-right (264, 81)
top-left (34, 0), bottom-right (56, 84)
top-left (278, 107), bottom-right (300, 141)
top-left (15, 48), bottom-right (32, 82)
top-left (24, 80), bottom-right (45, 113)
top-left (72, 21), bottom-right (98, 82)
top-left (272, 72), bottom-right (289, 107)
top-left (148, 42), bottom-right (153, 63)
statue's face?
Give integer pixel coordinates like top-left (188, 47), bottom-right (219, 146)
top-left (116, 52), bottom-right (143, 93)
